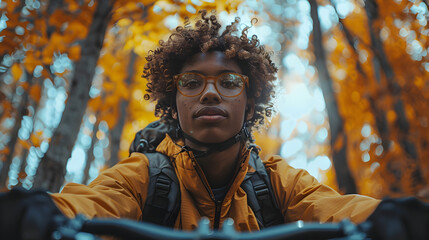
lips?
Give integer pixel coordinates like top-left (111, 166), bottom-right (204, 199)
top-left (193, 106), bottom-right (228, 118)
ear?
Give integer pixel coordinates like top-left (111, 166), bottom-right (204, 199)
top-left (245, 98), bottom-right (255, 121)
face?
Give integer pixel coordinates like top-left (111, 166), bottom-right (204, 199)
top-left (173, 51), bottom-right (254, 145)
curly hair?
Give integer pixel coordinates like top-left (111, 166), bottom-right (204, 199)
top-left (143, 10), bottom-right (277, 130)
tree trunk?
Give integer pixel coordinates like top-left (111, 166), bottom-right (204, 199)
top-left (82, 117), bottom-right (99, 185)
top-left (333, 9), bottom-right (391, 152)
top-left (0, 71), bottom-right (32, 189)
top-left (364, 0), bottom-right (424, 189)
top-left (33, 0), bottom-right (114, 192)
top-left (107, 51), bottom-right (136, 167)
top-left (309, 0), bottom-right (357, 193)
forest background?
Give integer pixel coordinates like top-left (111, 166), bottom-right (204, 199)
top-left (0, 0), bottom-right (428, 201)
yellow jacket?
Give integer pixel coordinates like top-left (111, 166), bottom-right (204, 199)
top-left (52, 134), bottom-right (380, 231)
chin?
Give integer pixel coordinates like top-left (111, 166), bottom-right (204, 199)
top-left (195, 129), bottom-right (232, 143)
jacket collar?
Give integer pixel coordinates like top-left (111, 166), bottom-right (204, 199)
top-left (156, 134), bottom-right (253, 206)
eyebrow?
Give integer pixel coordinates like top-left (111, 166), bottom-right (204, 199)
top-left (184, 70), bottom-right (239, 75)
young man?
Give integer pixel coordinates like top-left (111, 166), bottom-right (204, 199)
top-left (0, 10), bottom-right (428, 240)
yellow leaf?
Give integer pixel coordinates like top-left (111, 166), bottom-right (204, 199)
top-left (117, 18), bottom-right (132, 27)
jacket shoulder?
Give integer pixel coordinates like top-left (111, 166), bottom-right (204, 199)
top-left (52, 153), bottom-right (152, 220)
top-left (262, 155), bottom-right (380, 223)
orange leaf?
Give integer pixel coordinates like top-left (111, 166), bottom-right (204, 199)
top-left (11, 63), bottom-right (22, 81)
top-left (18, 171), bottom-right (27, 180)
top-left (19, 139), bottom-right (31, 150)
top-left (66, 0), bottom-right (80, 12)
top-left (30, 133), bottom-right (41, 148)
top-left (68, 44), bottom-right (81, 61)
top-left (50, 32), bottom-right (67, 52)
top-left (42, 45), bottom-right (54, 65)
top-left (20, 82), bottom-right (29, 91)
top-left (88, 96), bottom-right (102, 111)
top-left (41, 68), bottom-right (51, 79)
top-left (23, 52), bottom-right (38, 73)
top-left (104, 112), bottom-right (118, 128)
top-left (48, 9), bottom-right (72, 28)
top-left (29, 85), bottom-right (42, 102)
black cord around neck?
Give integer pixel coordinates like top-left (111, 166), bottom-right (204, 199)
top-left (178, 123), bottom-right (252, 158)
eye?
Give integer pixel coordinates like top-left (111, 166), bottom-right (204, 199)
top-left (179, 79), bottom-right (201, 89)
top-left (219, 74), bottom-right (244, 89)
top-left (178, 74), bottom-right (203, 89)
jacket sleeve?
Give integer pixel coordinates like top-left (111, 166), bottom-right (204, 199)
top-left (264, 156), bottom-right (380, 223)
top-left (50, 152), bottom-right (150, 220)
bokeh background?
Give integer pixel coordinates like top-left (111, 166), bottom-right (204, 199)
top-left (1, 0), bottom-right (428, 200)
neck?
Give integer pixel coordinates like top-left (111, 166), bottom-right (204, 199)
top-left (186, 139), bottom-right (242, 188)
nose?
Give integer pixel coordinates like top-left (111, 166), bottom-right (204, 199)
top-left (199, 81), bottom-right (221, 104)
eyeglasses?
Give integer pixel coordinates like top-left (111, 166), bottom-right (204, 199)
top-left (174, 72), bottom-right (248, 97)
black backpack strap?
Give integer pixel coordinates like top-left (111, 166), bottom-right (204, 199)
top-left (141, 152), bottom-right (180, 227)
top-left (241, 151), bottom-right (284, 228)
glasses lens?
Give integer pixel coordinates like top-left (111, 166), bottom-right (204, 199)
top-left (177, 73), bottom-right (205, 96)
top-left (217, 73), bottom-right (245, 97)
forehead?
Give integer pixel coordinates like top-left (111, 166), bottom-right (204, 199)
top-left (180, 51), bottom-right (242, 75)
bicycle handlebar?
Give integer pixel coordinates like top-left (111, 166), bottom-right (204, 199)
top-left (52, 215), bottom-right (370, 240)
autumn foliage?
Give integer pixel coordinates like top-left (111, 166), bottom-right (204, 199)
top-left (0, 0), bottom-right (428, 201)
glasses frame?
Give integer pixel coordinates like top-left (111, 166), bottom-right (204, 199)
top-left (174, 72), bottom-right (249, 98)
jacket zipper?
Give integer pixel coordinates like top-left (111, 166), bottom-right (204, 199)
top-left (214, 200), bottom-right (222, 229)
top-left (189, 152), bottom-right (223, 229)
top-left (188, 149), bottom-right (248, 230)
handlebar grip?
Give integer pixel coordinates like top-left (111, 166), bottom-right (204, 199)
top-left (82, 218), bottom-right (195, 240)
top-left (238, 221), bottom-right (345, 240)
